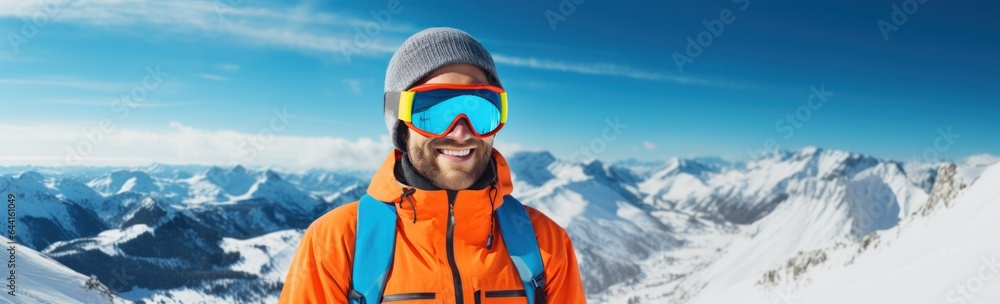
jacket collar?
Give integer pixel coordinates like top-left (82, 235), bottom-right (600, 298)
top-left (365, 149), bottom-right (515, 247)
top-left (393, 151), bottom-right (497, 191)
top-left (366, 148), bottom-right (515, 212)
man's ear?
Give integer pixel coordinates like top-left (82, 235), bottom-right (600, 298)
top-left (396, 123), bottom-right (409, 146)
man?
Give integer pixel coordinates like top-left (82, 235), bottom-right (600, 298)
top-left (279, 27), bottom-right (586, 304)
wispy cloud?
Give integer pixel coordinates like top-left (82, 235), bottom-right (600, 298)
top-left (962, 154), bottom-right (1000, 167)
top-left (40, 99), bottom-right (194, 108)
top-left (0, 122), bottom-right (393, 170)
top-left (0, 1), bottom-right (739, 89)
top-left (491, 54), bottom-right (747, 89)
top-left (216, 63), bottom-right (241, 72)
top-left (199, 74), bottom-right (228, 81)
top-left (0, 1), bottom-right (754, 92)
top-left (0, 78), bottom-right (125, 92)
top-left (342, 78), bottom-right (364, 95)
top-left (492, 54), bottom-right (664, 80)
top-left (632, 140), bottom-right (657, 152)
top-left (0, 0), bottom-right (411, 59)
top-left (643, 140), bottom-right (657, 151)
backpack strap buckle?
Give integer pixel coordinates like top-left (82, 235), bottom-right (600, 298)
top-left (348, 289), bottom-right (366, 304)
top-left (530, 275), bottom-right (546, 289)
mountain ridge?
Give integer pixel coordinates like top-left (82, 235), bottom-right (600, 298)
top-left (1, 147), bottom-right (996, 303)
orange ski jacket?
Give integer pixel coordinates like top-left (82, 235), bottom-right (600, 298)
top-left (279, 149), bottom-right (586, 304)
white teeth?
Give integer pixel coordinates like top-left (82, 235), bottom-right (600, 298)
top-left (440, 149), bottom-right (471, 157)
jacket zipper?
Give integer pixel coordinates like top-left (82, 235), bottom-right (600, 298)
top-left (484, 290), bottom-right (527, 298)
top-left (446, 190), bottom-right (464, 304)
top-left (382, 292), bottom-right (436, 302)
top-left (474, 289), bottom-right (526, 303)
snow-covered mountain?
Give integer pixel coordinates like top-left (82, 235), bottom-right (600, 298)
top-left (1, 147), bottom-right (996, 303)
top-left (663, 148), bottom-right (926, 303)
top-left (676, 159), bottom-right (1000, 304)
top-left (0, 236), bottom-right (132, 304)
top-left (282, 169), bottom-right (369, 204)
top-left (88, 170), bottom-right (161, 197)
top-left (786, 161), bottom-right (1000, 303)
top-left (27, 164), bottom-right (352, 303)
top-left (593, 148), bottom-right (998, 303)
top-left (105, 229), bottom-right (304, 303)
top-left (43, 209), bottom-right (249, 296)
top-left (0, 164), bottom-right (355, 303)
top-left (0, 172), bottom-right (107, 250)
top-left (510, 151), bottom-right (679, 293)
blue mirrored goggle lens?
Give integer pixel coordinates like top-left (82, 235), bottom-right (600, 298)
top-left (411, 88), bottom-right (502, 110)
top-left (411, 95), bottom-right (501, 136)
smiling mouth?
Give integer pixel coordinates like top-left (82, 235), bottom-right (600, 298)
top-left (437, 148), bottom-right (473, 157)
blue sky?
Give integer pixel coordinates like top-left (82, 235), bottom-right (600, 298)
top-left (1, 0), bottom-right (997, 169)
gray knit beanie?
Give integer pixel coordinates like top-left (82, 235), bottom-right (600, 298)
top-left (384, 27), bottom-right (502, 151)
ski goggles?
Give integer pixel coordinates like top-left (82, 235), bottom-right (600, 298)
top-left (385, 83), bottom-right (508, 138)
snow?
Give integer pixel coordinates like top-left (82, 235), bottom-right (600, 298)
top-left (220, 230), bottom-right (303, 283)
top-left (113, 230), bottom-right (304, 304)
top-left (87, 170), bottom-right (159, 196)
top-left (0, 236), bottom-right (131, 304)
top-left (508, 152), bottom-right (678, 293)
top-left (593, 147), bottom-right (935, 302)
top-left (180, 166), bottom-right (318, 214)
top-left (676, 163), bottom-right (1000, 304)
top-left (956, 154), bottom-right (1000, 186)
top-left (44, 225), bottom-right (154, 258)
top-left (3, 147), bottom-right (997, 303)
top-left (53, 178), bottom-right (104, 210)
top-left (1, 172), bottom-right (107, 250)
top-left (962, 154), bottom-right (1000, 167)
top-left (792, 162), bottom-right (1000, 303)
top-left (118, 286), bottom-right (239, 304)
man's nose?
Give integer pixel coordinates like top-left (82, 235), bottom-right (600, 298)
top-left (445, 118), bottom-right (474, 141)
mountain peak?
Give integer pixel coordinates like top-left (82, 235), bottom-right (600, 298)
top-left (145, 162), bottom-right (167, 171)
top-left (582, 159), bottom-right (607, 177)
top-left (88, 170), bottom-right (158, 196)
top-left (613, 159), bottom-right (666, 167)
top-left (231, 164), bottom-right (247, 174)
top-left (507, 151), bottom-right (559, 187)
top-left (206, 165), bottom-right (225, 175)
top-left (199, 165), bottom-right (258, 197)
top-left (263, 169), bottom-right (284, 181)
top-left (799, 146), bottom-right (822, 156)
top-left (689, 156), bottom-right (732, 168)
top-left (17, 170), bottom-right (47, 183)
top-left (109, 169), bottom-right (152, 179)
top-left (751, 146), bottom-right (852, 165)
top-left (660, 157), bottom-right (719, 178)
top-left (509, 150), bottom-right (556, 165)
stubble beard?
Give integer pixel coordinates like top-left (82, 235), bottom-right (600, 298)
top-left (408, 137), bottom-right (492, 190)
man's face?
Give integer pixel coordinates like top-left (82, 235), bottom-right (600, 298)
top-left (405, 63), bottom-right (495, 190)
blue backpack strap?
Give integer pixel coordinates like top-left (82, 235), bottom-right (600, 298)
top-left (349, 194), bottom-right (397, 304)
top-left (496, 195), bottom-right (547, 304)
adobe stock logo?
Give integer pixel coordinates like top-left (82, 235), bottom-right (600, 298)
top-left (339, 0), bottom-right (412, 63)
top-left (569, 116), bottom-right (628, 163)
top-left (744, 84), bottom-right (833, 161)
top-left (946, 254), bottom-right (999, 303)
top-left (877, 0), bottom-right (929, 41)
top-left (544, 0), bottom-right (588, 31)
top-left (671, 0), bottom-right (751, 73)
top-left (7, 0), bottom-right (67, 54)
